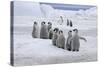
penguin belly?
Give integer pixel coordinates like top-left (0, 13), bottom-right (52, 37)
top-left (66, 36), bottom-right (72, 50)
top-left (71, 36), bottom-right (80, 51)
top-left (40, 25), bottom-right (48, 39)
top-left (52, 33), bottom-right (58, 46)
top-left (32, 25), bottom-right (39, 38)
top-left (49, 30), bottom-right (53, 39)
top-left (57, 35), bottom-right (65, 49)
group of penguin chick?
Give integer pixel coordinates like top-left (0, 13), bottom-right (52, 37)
top-left (32, 21), bottom-right (87, 52)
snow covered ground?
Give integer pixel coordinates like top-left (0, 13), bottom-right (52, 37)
top-left (13, 16), bottom-right (97, 66)
top-left (14, 31), bottom-right (97, 66)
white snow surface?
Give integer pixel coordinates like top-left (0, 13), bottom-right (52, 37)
top-left (13, 16), bottom-right (97, 66)
top-left (14, 34), bottom-right (97, 66)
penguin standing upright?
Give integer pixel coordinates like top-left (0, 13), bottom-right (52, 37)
top-left (70, 20), bottom-right (73, 27)
top-left (60, 16), bottom-right (63, 25)
top-left (52, 28), bottom-right (59, 46)
top-left (47, 22), bottom-right (53, 39)
top-left (67, 19), bottom-right (69, 26)
top-left (66, 30), bottom-right (72, 51)
top-left (40, 21), bottom-right (49, 39)
top-left (49, 28), bottom-right (53, 39)
top-left (32, 21), bottom-right (39, 38)
top-left (71, 29), bottom-right (87, 51)
top-left (47, 22), bottom-right (52, 32)
top-left (56, 30), bottom-right (65, 49)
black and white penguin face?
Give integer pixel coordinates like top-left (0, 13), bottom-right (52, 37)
top-left (59, 30), bottom-right (63, 34)
top-left (53, 28), bottom-right (59, 33)
top-left (68, 30), bottom-right (72, 36)
top-left (41, 22), bottom-right (46, 25)
top-left (73, 29), bottom-right (78, 35)
top-left (48, 22), bottom-right (52, 25)
top-left (34, 22), bottom-right (37, 25)
top-left (54, 30), bottom-right (57, 33)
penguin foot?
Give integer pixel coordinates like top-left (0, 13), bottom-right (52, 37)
top-left (62, 47), bottom-right (64, 49)
top-left (58, 46), bottom-right (60, 48)
top-left (67, 48), bottom-right (71, 51)
top-left (76, 49), bottom-right (79, 52)
top-left (53, 44), bottom-right (56, 46)
top-left (72, 49), bottom-right (75, 52)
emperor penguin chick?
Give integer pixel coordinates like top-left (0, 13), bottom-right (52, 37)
top-left (47, 22), bottom-right (53, 39)
top-left (56, 30), bottom-right (65, 49)
top-left (47, 22), bottom-right (52, 32)
top-left (66, 30), bottom-right (72, 51)
top-left (32, 21), bottom-right (39, 38)
top-left (49, 28), bottom-right (53, 39)
top-left (71, 29), bottom-right (87, 52)
top-left (52, 28), bottom-right (59, 46)
top-left (40, 21), bottom-right (49, 39)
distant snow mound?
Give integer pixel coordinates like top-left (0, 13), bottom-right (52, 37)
top-left (85, 7), bottom-right (97, 17)
top-left (40, 4), bottom-right (55, 17)
top-left (40, 4), bottom-right (62, 24)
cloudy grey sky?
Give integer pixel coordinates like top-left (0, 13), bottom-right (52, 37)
top-left (13, 1), bottom-right (96, 16)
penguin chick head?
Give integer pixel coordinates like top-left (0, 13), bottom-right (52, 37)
top-left (59, 30), bottom-right (63, 34)
top-left (41, 21), bottom-right (46, 25)
top-left (53, 28), bottom-right (59, 33)
top-left (34, 21), bottom-right (37, 25)
top-left (68, 30), bottom-right (72, 36)
top-left (73, 29), bottom-right (78, 34)
top-left (48, 22), bottom-right (52, 25)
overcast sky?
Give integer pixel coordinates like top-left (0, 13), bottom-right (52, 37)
top-left (13, 1), bottom-right (96, 16)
